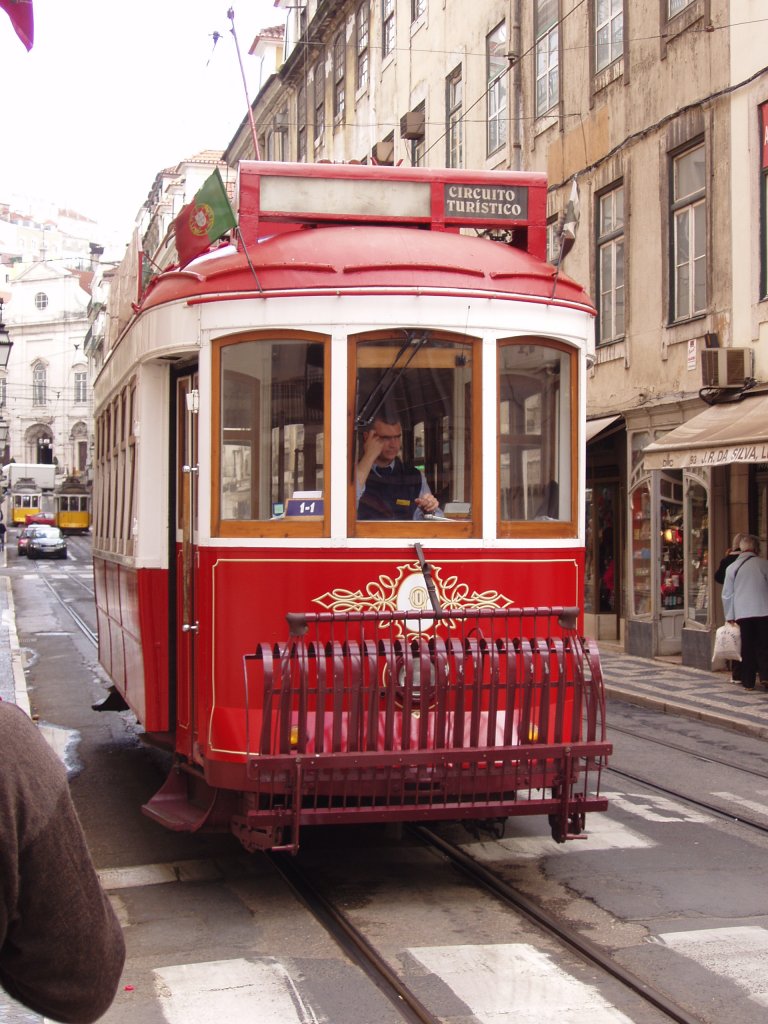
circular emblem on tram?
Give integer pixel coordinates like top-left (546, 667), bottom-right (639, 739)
top-left (396, 572), bottom-right (432, 632)
top-left (189, 202), bottom-right (215, 237)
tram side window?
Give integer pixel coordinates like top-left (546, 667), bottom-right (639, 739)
top-left (352, 334), bottom-right (474, 529)
top-left (219, 338), bottom-right (325, 523)
top-left (498, 340), bottom-right (574, 530)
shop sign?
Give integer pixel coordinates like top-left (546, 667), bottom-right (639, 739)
top-left (648, 442), bottom-right (768, 470)
top-left (687, 338), bottom-right (697, 371)
top-left (443, 183), bottom-right (528, 221)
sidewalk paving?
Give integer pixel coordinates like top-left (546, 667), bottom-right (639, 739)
top-left (597, 640), bottom-right (768, 741)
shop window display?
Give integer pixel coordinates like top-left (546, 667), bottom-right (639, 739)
top-left (631, 481), bottom-right (652, 616)
top-left (686, 477), bottom-right (709, 624)
top-left (660, 472), bottom-right (684, 610)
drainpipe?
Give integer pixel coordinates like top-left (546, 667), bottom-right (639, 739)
top-left (510, 0), bottom-right (522, 171)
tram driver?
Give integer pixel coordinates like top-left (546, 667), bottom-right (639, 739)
top-left (356, 412), bottom-right (441, 520)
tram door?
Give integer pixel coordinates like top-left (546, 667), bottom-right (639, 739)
top-left (174, 374), bottom-right (199, 760)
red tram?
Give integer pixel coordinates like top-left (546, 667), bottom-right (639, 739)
top-left (92, 162), bottom-right (611, 853)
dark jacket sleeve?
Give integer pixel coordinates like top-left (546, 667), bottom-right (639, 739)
top-left (0, 703), bottom-right (126, 1023)
top-left (714, 553), bottom-right (737, 585)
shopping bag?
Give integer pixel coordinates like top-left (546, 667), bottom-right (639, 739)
top-left (712, 622), bottom-right (741, 670)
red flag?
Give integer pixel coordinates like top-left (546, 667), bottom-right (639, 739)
top-left (172, 169), bottom-right (237, 269)
top-left (0, 0), bottom-right (33, 50)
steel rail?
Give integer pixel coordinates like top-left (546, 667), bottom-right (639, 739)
top-left (410, 824), bottom-right (706, 1024)
top-left (268, 852), bottom-right (442, 1024)
top-left (606, 764), bottom-right (768, 837)
top-left (608, 721), bottom-right (768, 782)
top-left (33, 568), bottom-right (99, 648)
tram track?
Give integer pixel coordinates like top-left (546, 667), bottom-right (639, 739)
top-left (409, 825), bottom-right (704, 1024)
top-left (605, 763), bottom-right (768, 837)
top-left (269, 826), bottom-right (702, 1024)
top-left (32, 564), bottom-right (99, 647)
top-left (609, 722), bottom-right (768, 782)
top-left (268, 850), bottom-right (441, 1024)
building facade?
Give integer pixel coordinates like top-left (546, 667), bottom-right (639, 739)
top-left (216, 0), bottom-right (768, 667)
top-left (1, 259), bottom-right (93, 478)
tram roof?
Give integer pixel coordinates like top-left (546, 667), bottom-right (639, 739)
top-left (139, 223), bottom-right (594, 315)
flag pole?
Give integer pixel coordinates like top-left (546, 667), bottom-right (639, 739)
top-left (228, 7), bottom-right (261, 160)
top-left (234, 225), bottom-right (264, 294)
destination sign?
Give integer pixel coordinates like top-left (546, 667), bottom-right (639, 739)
top-left (443, 183), bottom-right (528, 221)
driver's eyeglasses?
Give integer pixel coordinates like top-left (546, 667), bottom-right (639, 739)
top-left (376, 432), bottom-right (402, 441)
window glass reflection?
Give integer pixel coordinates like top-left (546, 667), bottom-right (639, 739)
top-left (353, 336), bottom-right (473, 523)
top-left (220, 339), bottom-right (324, 521)
top-left (498, 342), bottom-right (571, 521)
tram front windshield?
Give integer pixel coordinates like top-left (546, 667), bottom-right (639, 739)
top-left (216, 332), bottom-right (574, 534)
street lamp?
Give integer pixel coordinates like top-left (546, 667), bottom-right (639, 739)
top-left (0, 301), bottom-right (13, 369)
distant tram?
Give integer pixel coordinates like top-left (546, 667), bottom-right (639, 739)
top-left (3, 464), bottom-right (56, 526)
top-left (55, 476), bottom-right (91, 534)
top-left (92, 162), bottom-right (611, 854)
top-left (9, 479), bottom-right (46, 525)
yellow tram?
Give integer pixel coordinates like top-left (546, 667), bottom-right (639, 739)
top-left (55, 476), bottom-right (91, 534)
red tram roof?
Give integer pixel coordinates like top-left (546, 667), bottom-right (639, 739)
top-left (139, 224), bottom-right (594, 315)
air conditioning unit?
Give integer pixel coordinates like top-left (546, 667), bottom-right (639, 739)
top-left (372, 139), bottom-right (395, 164)
top-left (400, 110), bottom-right (425, 139)
top-left (701, 347), bottom-right (753, 388)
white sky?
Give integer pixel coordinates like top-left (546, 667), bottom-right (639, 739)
top-left (0, 0), bottom-right (281, 245)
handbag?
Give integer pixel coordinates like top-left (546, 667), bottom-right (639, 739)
top-left (712, 622), bottom-right (741, 669)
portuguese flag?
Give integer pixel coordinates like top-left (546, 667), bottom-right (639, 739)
top-left (172, 169), bottom-right (237, 268)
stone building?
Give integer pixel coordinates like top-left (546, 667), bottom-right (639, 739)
top-left (214, 0), bottom-right (768, 667)
top-left (2, 259), bottom-right (93, 476)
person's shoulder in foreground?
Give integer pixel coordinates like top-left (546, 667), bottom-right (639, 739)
top-left (0, 700), bottom-right (125, 1024)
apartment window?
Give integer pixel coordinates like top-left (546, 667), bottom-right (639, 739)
top-left (597, 185), bottom-right (625, 343)
top-left (74, 369), bottom-right (88, 404)
top-left (546, 219), bottom-right (559, 265)
top-left (671, 144), bottom-right (706, 321)
top-left (266, 120), bottom-right (286, 161)
top-left (313, 60), bottom-right (325, 147)
top-left (668, 0), bottom-right (694, 15)
top-left (333, 30), bottom-right (345, 121)
top-left (382, 0), bottom-right (395, 57)
top-left (32, 362), bottom-right (47, 405)
top-left (595, 0), bottom-right (623, 71)
top-left (535, 0), bottom-right (559, 118)
top-left (446, 66), bottom-right (463, 168)
top-left (760, 102), bottom-right (768, 299)
top-left (297, 83), bottom-right (307, 162)
top-left (356, 2), bottom-right (369, 91)
top-left (411, 0), bottom-right (426, 21)
top-left (487, 21), bottom-right (507, 155)
top-left (410, 103), bottom-right (426, 166)
top-left (34, 292), bottom-right (48, 311)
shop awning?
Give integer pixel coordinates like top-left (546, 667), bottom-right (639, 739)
top-left (585, 415), bottom-right (621, 443)
top-left (643, 394), bottom-right (768, 470)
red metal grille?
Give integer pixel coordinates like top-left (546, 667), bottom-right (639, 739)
top-left (237, 607), bottom-right (610, 850)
